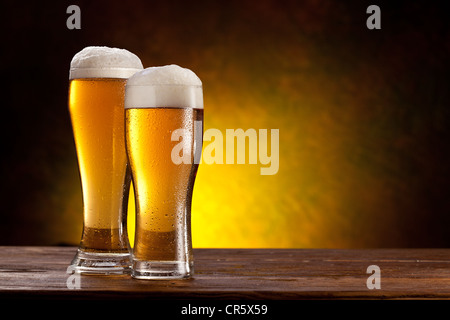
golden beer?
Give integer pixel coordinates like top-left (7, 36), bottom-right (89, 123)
top-left (68, 46), bottom-right (143, 274)
top-left (125, 65), bottom-right (203, 279)
top-left (69, 79), bottom-right (129, 251)
top-left (126, 108), bottom-right (203, 261)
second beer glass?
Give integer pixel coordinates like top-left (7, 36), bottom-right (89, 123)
top-left (69, 46), bottom-right (143, 274)
top-left (125, 65), bottom-right (203, 279)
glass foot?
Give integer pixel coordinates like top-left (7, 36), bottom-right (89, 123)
top-left (70, 249), bottom-right (131, 275)
top-left (131, 260), bottom-right (193, 280)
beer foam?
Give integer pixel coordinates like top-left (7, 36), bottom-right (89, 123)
top-left (69, 46), bottom-right (143, 79)
top-left (125, 65), bottom-right (203, 109)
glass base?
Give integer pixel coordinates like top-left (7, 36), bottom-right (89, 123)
top-left (131, 260), bottom-right (193, 280)
top-left (70, 249), bottom-right (131, 275)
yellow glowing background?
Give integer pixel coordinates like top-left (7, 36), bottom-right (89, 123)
top-left (2, 1), bottom-right (450, 248)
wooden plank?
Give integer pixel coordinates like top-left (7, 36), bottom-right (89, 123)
top-left (0, 246), bottom-right (450, 299)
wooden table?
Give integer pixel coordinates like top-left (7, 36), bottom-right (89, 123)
top-left (1, 246), bottom-right (450, 300)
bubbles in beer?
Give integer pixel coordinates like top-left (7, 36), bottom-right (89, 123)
top-left (70, 46), bottom-right (143, 79)
top-left (127, 64), bottom-right (202, 86)
top-left (125, 65), bottom-right (203, 109)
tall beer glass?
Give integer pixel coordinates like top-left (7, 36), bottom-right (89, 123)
top-left (125, 65), bottom-right (203, 279)
top-left (68, 46), bottom-right (143, 274)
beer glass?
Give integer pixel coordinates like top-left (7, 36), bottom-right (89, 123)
top-left (68, 46), bottom-right (143, 274)
top-left (125, 65), bottom-right (203, 279)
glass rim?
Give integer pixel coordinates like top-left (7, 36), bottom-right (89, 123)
top-left (125, 83), bottom-right (203, 88)
top-left (69, 67), bottom-right (143, 80)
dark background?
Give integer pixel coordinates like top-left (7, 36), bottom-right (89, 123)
top-left (0, 1), bottom-right (449, 247)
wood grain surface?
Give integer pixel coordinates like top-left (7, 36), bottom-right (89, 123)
top-left (1, 246), bottom-right (450, 300)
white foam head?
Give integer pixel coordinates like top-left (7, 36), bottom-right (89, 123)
top-left (69, 46), bottom-right (143, 79)
top-left (125, 65), bottom-right (203, 109)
